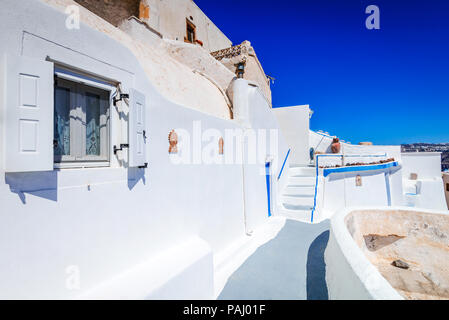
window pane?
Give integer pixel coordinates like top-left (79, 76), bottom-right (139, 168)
top-left (86, 92), bottom-right (101, 156)
top-left (54, 86), bottom-right (71, 156)
top-left (187, 28), bottom-right (195, 42)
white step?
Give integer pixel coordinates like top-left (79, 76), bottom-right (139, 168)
top-left (282, 186), bottom-right (315, 196)
top-left (403, 180), bottom-right (418, 195)
top-left (289, 167), bottom-right (316, 177)
top-left (278, 207), bottom-right (312, 223)
top-left (288, 176), bottom-right (316, 186)
top-left (281, 195), bottom-right (315, 210)
top-left (404, 193), bottom-right (418, 207)
top-left (289, 164), bottom-right (315, 168)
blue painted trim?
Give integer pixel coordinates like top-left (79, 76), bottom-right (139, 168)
top-left (265, 162), bottom-right (272, 217)
top-left (323, 162), bottom-right (398, 177)
top-left (277, 149), bottom-right (291, 181)
top-left (310, 164), bottom-right (319, 223)
top-left (310, 153), bottom-right (389, 223)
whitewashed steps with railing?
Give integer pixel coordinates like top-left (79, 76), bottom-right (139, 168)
top-left (281, 195), bottom-right (315, 209)
top-left (288, 176), bottom-right (316, 186)
top-left (279, 208), bottom-right (314, 222)
top-left (282, 186), bottom-right (315, 196)
top-left (278, 166), bottom-right (316, 223)
top-left (289, 166), bottom-right (316, 177)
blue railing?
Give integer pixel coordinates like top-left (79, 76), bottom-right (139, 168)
top-left (265, 162), bottom-right (272, 217)
top-left (310, 153), bottom-right (389, 223)
top-left (277, 149), bottom-right (291, 181)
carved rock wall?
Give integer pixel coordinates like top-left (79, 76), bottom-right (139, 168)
top-left (74, 0), bottom-right (139, 27)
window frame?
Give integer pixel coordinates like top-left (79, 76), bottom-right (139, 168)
top-left (54, 78), bottom-right (77, 163)
top-left (185, 18), bottom-right (196, 44)
top-left (53, 68), bottom-right (115, 169)
top-left (79, 85), bottom-right (110, 162)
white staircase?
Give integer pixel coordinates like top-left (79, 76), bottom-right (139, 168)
top-left (278, 166), bottom-right (316, 222)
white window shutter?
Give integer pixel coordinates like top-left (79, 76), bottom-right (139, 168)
top-left (4, 55), bottom-right (54, 172)
top-left (128, 88), bottom-right (147, 168)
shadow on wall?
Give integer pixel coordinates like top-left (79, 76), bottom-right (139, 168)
top-left (5, 171), bottom-right (58, 204)
top-left (4, 167), bottom-right (146, 204)
top-left (127, 167), bottom-right (146, 190)
top-left (306, 230), bottom-right (329, 300)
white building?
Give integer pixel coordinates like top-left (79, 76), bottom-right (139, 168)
top-left (0, 0), bottom-right (447, 300)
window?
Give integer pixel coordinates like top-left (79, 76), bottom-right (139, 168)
top-left (54, 75), bottom-right (111, 165)
top-left (4, 55), bottom-right (148, 172)
top-left (446, 183), bottom-right (449, 192)
top-left (185, 19), bottom-right (196, 43)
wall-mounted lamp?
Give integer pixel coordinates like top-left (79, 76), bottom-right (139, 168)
top-left (309, 109), bottom-right (314, 119)
top-left (235, 62), bottom-right (246, 79)
top-left (113, 93), bottom-right (129, 106)
top-left (267, 75), bottom-right (276, 85)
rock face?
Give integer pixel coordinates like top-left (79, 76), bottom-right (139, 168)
top-left (74, 0), bottom-right (140, 27)
top-left (391, 259), bottom-right (410, 270)
top-left (363, 234), bottom-right (405, 252)
top-left (44, 0), bottom-right (232, 119)
top-left (345, 210), bottom-right (449, 300)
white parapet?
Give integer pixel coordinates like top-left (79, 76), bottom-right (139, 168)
top-left (273, 105), bottom-right (311, 166)
top-left (325, 206), bottom-right (449, 300)
top-left (401, 152), bottom-right (447, 211)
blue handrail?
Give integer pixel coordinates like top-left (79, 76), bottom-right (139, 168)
top-left (265, 162), bottom-right (272, 217)
top-left (310, 153), bottom-right (389, 223)
top-left (277, 149), bottom-right (291, 181)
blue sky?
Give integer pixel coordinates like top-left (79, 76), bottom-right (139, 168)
top-left (195, 0), bottom-right (449, 145)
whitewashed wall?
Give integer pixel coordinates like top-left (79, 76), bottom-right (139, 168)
top-left (243, 85), bottom-right (290, 231)
top-left (401, 153), bottom-right (447, 211)
top-left (145, 0), bottom-right (232, 52)
top-left (273, 105), bottom-right (310, 166)
top-left (343, 144), bottom-right (401, 160)
top-left (402, 152), bottom-right (443, 180)
top-left (314, 159), bottom-right (403, 222)
top-left (309, 131), bottom-right (401, 160)
top-left (0, 0), bottom-right (286, 299)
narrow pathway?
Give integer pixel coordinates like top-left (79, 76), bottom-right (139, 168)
top-left (218, 219), bottom-right (330, 300)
